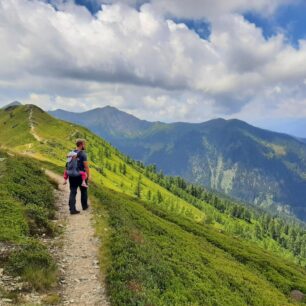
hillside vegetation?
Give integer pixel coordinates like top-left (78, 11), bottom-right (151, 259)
top-left (0, 151), bottom-right (57, 299)
top-left (93, 186), bottom-right (306, 305)
top-left (50, 106), bottom-right (306, 221)
top-left (1, 104), bottom-right (306, 305)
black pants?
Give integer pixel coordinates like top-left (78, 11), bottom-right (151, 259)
top-left (68, 176), bottom-right (88, 212)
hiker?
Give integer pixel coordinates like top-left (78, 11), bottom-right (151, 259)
top-left (66, 139), bottom-right (90, 214)
top-left (63, 151), bottom-right (88, 188)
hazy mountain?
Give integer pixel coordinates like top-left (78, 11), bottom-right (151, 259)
top-left (299, 138), bottom-right (306, 144)
top-left (1, 100), bottom-right (22, 109)
top-left (49, 106), bottom-right (306, 221)
top-left (49, 106), bottom-right (155, 139)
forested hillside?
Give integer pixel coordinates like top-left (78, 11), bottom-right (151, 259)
top-left (50, 106), bottom-right (306, 221)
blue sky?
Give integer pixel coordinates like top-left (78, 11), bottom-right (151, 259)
top-left (74, 0), bottom-right (102, 13)
top-left (73, 0), bottom-right (306, 46)
top-left (1, 0), bottom-right (306, 137)
top-left (245, 1), bottom-right (306, 48)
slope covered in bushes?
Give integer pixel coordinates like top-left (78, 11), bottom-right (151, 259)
top-left (0, 151), bottom-right (57, 294)
top-left (93, 186), bottom-right (306, 305)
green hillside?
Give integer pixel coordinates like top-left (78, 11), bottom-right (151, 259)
top-left (0, 150), bottom-right (58, 300)
top-left (50, 106), bottom-right (306, 221)
top-left (0, 104), bottom-right (203, 221)
top-left (94, 187), bottom-right (306, 305)
top-left (1, 104), bottom-right (306, 305)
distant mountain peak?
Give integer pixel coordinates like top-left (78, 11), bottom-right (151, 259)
top-left (1, 101), bottom-right (22, 109)
top-left (102, 105), bottom-right (119, 110)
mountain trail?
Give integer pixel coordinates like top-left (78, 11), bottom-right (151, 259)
top-left (28, 106), bottom-right (43, 142)
top-left (45, 170), bottom-right (109, 306)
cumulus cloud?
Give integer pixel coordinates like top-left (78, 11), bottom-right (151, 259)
top-left (101, 0), bottom-right (292, 19)
top-left (0, 0), bottom-right (306, 124)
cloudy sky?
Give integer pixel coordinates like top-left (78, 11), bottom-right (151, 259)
top-left (1, 0), bottom-right (306, 135)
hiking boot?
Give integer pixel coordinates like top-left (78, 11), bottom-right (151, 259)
top-left (70, 210), bottom-right (80, 215)
top-left (83, 206), bottom-right (89, 211)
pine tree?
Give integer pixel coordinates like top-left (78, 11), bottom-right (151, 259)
top-left (104, 147), bottom-right (111, 158)
top-left (204, 215), bottom-right (213, 225)
top-left (122, 163), bottom-right (127, 175)
top-left (134, 175), bottom-right (142, 198)
top-left (254, 223), bottom-right (262, 239)
top-left (146, 190), bottom-right (152, 201)
top-left (157, 190), bottom-right (163, 203)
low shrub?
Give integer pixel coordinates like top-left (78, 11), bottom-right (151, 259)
top-left (0, 194), bottom-right (29, 242)
top-left (6, 241), bottom-right (57, 291)
top-left (0, 153), bottom-right (58, 291)
top-left (25, 204), bottom-right (56, 236)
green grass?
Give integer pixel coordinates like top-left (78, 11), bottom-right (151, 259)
top-left (0, 105), bottom-right (205, 226)
top-left (93, 186), bottom-right (306, 305)
top-left (0, 193), bottom-right (29, 242)
top-left (0, 151), bottom-right (58, 291)
top-left (7, 240), bottom-right (57, 291)
top-left (0, 105), bottom-right (35, 147)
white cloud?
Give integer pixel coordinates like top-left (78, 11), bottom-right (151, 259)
top-left (0, 0), bottom-right (306, 124)
top-left (101, 0), bottom-right (292, 19)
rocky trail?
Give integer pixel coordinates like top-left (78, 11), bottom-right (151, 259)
top-left (1, 170), bottom-right (110, 305)
top-left (46, 171), bottom-right (109, 306)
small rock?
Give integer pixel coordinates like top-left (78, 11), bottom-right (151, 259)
top-left (290, 290), bottom-right (305, 302)
top-left (1, 298), bottom-right (13, 303)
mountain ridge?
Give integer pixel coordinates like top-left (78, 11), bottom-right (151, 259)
top-left (49, 106), bottom-right (303, 139)
top-left (49, 105), bottom-right (306, 221)
top-left (1, 100), bottom-right (22, 109)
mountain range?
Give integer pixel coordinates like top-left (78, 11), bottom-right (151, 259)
top-left (1, 104), bottom-right (306, 304)
top-left (49, 106), bottom-right (306, 221)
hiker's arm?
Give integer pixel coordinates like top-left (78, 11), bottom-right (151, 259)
top-left (84, 161), bottom-right (90, 181)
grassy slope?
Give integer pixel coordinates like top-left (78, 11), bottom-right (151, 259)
top-left (0, 105), bottom-right (203, 221)
top-left (93, 186), bottom-right (306, 305)
top-left (0, 105), bottom-right (306, 305)
top-left (48, 110), bottom-right (306, 266)
top-left (0, 151), bottom-right (57, 294)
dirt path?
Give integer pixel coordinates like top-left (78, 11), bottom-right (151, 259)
top-left (28, 106), bottom-right (43, 142)
top-left (46, 171), bottom-right (109, 306)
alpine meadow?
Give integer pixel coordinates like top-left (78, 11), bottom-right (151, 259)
top-left (2, 0), bottom-right (306, 305)
top-left (0, 104), bottom-right (306, 305)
